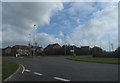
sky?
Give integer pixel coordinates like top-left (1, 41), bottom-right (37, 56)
top-left (1, 1), bottom-right (119, 51)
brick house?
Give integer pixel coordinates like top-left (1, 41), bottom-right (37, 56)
top-left (2, 46), bottom-right (12, 56)
top-left (80, 46), bottom-right (91, 55)
top-left (35, 47), bottom-right (44, 55)
top-left (44, 43), bottom-right (61, 55)
top-left (12, 45), bottom-right (30, 56)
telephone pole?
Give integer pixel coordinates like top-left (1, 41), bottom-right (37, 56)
top-left (108, 35), bottom-right (111, 51)
top-left (111, 43), bottom-right (114, 51)
top-left (32, 24), bottom-right (37, 57)
top-left (64, 33), bottom-right (67, 56)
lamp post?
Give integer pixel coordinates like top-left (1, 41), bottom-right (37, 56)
top-left (64, 33), bottom-right (67, 56)
top-left (73, 45), bottom-right (75, 56)
top-left (28, 34), bottom-right (32, 56)
top-left (32, 24), bottom-right (37, 57)
top-left (111, 43), bottom-right (114, 51)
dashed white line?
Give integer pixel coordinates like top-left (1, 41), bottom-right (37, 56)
top-left (25, 69), bottom-right (31, 72)
top-left (34, 72), bottom-right (43, 76)
top-left (53, 77), bottom-right (70, 82)
top-left (18, 64), bottom-right (70, 82)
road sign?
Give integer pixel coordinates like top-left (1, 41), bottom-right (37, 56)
top-left (70, 50), bottom-right (74, 52)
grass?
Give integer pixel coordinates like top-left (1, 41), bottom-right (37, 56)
top-left (0, 60), bottom-right (2, 82)
top-left (68, 56), bottom-right (120, 64)
top-left (2, 60), bottom-right (19, 80)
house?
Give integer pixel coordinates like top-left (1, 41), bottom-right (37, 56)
top-left (79, 46), bottom-right (91, 55)
top-left (2, 46), bottom-right (12, 56)
top-left (44, 43), bottom-right (61, 55)
top-left (92, 46), bottom-right (103, 57)
top-left (12, 45), bottom-right (30, 56)
top-left (45, 43), bottom-right (61, 50)
top-left (81, 46), bottom-right (90, 50)
top-left (61, 45), bottom-right (72, 55)
top-left (2, 44), bottom-right (45, 56)
top-left (35, 47), bottom-right (44, 55)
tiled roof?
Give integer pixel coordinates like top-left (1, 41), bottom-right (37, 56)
top-left (12, 45), bottom-right (29, 49)
top-left (45, 43), bottom-right (61, 49)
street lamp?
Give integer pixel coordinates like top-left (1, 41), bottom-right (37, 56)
top-left (32, 24), bottom-right (37, 57)
top-left (73, 45), bottom-right (75, 56)
top-left (64, 33), bottom-right (67, 56)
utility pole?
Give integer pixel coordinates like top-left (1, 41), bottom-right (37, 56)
top-left (64, 33), bottom-right (67, 56)
top-left (73, 45), bottom-right (75, 56)
top-left (108, 35), bottom-right (111, 52)
top-left (94, 39), bottom-right (96, 47)
top-left (93, 39), bottom-right (96, 56)
top-left (28, 34), bottom-right (31, 44)
top-left (111, 43), bottom-right (114, 51)
top-left (28, 33), bottom-right (32, 56)
top-left (32, 24), bottom-right (37, 57)
top-left (99, 40), bottom-right (101, 48)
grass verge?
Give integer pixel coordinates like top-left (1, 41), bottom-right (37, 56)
top-left (2, 60), bottom-right (19, 80)
top-left (68, 56), bottom-right (120, 64)
top-left (0, 60), bottom-right (2, 82)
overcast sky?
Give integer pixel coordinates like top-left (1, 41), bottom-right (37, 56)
top-left (1, 1), bottom-right (119, 51)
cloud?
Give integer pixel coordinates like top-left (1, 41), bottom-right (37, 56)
top-left (61, 0), bottom-right (119, 2)
top-left (36, 33), bottom-right (62, 47)
top-left (67, 3), bottom-right (118, 50)
top-left (68, 2), bottom-right (98, 16)
top-left (67, 2), bottom-right (118, 24)
top-left (118, 2), bottom-right (120, 47)
top-left (0, 2), bottom-right (1, 25)
top-left (59, 31), bottom-right (64, 37)
top-left (2, 0), bottom-right (119, 2)
top-left (3, 2), bottom-right (63, 27)
top-left (2, 2), bottom-right (63, 47)
top-left (2, 0), bottom-right (63, 2)
top-left (2, 2), bottom-right (118, 51)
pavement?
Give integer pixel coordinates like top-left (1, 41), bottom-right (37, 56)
top-left (2, 56), bottom-right (119, 81)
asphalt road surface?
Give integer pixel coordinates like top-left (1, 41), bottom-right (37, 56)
top-left (3, 56), bottom-right (119, 81)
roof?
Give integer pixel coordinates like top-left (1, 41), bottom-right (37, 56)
top-left (45, 43), bottom-right (61, 49)
top-left (81, 46), bottom-right (90, 48)
top-left (12, 45), bottom-right (29, 49)
top-left (2, 46), bottom-right (12, 50)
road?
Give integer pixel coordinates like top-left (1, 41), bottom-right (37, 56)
top-left (3, 56), bottom-right (118, 81)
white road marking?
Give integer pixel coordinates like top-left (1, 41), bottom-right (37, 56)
top-left (19, 64), bottom-right (25, 74)
top-left (53, 77), bottom-right (70, 82)
top-left (25, 69), bottom-right (31, 72)
top-left (34, 72), bottom-right (43, 76)
top-left (19, 64), bottom-right (31, 73)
